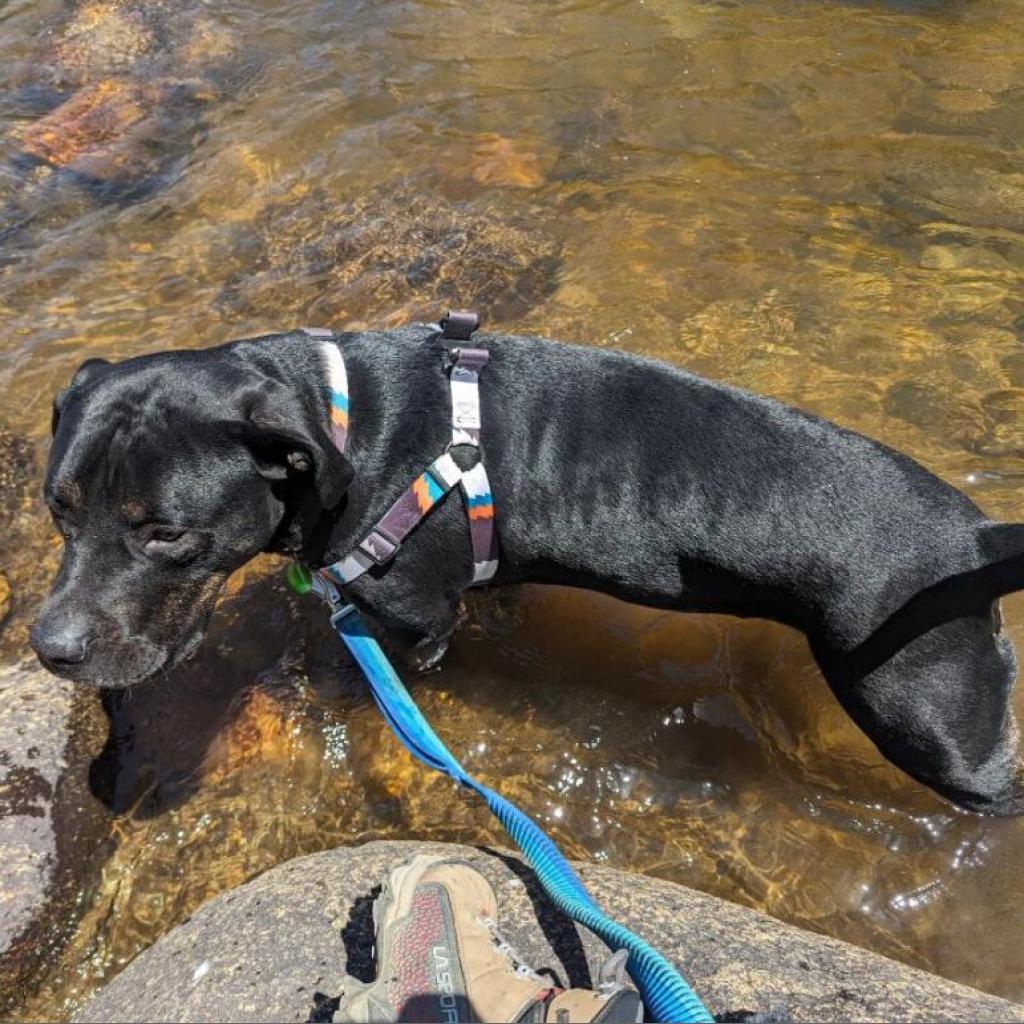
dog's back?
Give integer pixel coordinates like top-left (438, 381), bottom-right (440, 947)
top-left (478, 332), bottom-right (992, 635)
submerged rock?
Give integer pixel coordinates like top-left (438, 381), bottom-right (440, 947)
top-left (74, 840), bottom-right (1024, 1024)
top-left (0, 426), bottom-right (47, 656)
top-left (218, 182), bottom-right (563, 326)
top-left (44, 0), bottom-right (237, 90)
top-left (20, 76), bottom-right (214, 189)
top-left (0, 426), bottom-right (34, 507)
top-left (465, 133), bottom-right (554, 190)
top-left (0, 660), bottom-right (110, 1013)
top-left (3, 0), bottom-right (245, 225)
top-left (51, 0), bottom-right (163, 84)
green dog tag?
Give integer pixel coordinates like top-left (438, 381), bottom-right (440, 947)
top-left (287, 562), bottom-right (314, 595)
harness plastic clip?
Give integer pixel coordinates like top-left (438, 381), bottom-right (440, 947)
top-left (450, 346), bottom-right (490, 377)
top-left (440, 309), bottom-right (479, 341)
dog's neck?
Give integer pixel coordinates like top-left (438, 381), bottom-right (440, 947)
top-left (263, 325), bottom-right (456, 565)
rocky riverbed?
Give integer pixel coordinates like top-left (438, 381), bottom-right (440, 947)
top-left (1, 0), bottom-right (252, 247)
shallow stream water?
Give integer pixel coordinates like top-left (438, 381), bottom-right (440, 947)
top-left (2, 0), bottom-right (1024, 1016)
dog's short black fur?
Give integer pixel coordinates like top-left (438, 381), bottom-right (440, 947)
top-left (33, 324), bottom-right (1024, 814)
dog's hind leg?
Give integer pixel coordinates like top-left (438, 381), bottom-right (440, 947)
top-left (812, 527), bottom-right (1024, 815)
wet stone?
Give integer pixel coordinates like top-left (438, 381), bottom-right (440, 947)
top-left (465, 134), bottom-right (554, 190)
top-left (20, 77), bottom-right (214, 184)
top-left (0, 660), bottom-right (109, 1013)
top-left (46, 0), bottom-right (235, 89)
top-left (75, 840), bottom-right (1024, 1024)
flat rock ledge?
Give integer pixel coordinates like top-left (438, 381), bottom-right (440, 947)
top-left (77, 839), bottom-right (1023, 1024)
top-left (0, 659), bottom-right (109, 1009)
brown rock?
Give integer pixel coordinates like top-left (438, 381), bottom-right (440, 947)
top-left (21, 77), bottom-right (214, 182)
top-left (470, 134), bottom-right (550, 189)
top-left (22, 79), bottom-right (147, 169)
top-left (53, 0), bottom-right (158, 83)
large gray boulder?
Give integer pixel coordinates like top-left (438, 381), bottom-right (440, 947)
top-left (0, 658), bottom-right (109, 1010)
top-left (77, 839), bottom-right (1024, 1024)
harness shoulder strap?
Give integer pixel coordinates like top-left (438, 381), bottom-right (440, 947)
top-left (444, 313), bottom-right (498, 583)
top-left (461, 460), bottom-right (498, 582)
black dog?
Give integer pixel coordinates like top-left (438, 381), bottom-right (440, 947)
top-left (32, 324), bottom-right (1024, 815)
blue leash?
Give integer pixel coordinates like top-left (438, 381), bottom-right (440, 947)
top-left (289, 565), bottom-right (713, 1023)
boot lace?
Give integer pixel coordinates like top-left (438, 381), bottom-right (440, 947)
top-left (478, 914), bottom-right (546, 983)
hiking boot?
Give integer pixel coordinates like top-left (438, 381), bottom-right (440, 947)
top-left (333, 853), bottom-right (642, 1023)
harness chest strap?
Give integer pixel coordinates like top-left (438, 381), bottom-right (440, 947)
top-left (301, 316), bottom-right (498, 587)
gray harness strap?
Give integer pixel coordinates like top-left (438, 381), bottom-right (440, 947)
top-left (306, 312), bottom-right (499, 587)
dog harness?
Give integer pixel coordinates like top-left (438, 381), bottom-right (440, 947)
top-left (301, 312), bottom-right (499, 587)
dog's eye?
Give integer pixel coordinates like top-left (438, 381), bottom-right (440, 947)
top-left (149, 526), bottom-right (186, 544)
top-left (138, 524), bottom-right (195, 558)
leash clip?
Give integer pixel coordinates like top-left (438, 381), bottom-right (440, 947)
top-left (287, 562), bottom-right (342, 608)
top-left (329, 601), bottom-right (359, 630)
top-left (287, 563), bottom-right (362, 632)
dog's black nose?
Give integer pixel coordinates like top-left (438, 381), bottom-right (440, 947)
top-left (30, 621), bottom-right (94, 670)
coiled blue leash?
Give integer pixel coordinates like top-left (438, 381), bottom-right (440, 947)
top-left (289, 563), bottom-right (713, 1024)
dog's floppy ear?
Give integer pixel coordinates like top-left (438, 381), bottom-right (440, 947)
top-left (52, 358), bottom-right (112, 435)
top-left (227, 381), bottom-right (353, 510)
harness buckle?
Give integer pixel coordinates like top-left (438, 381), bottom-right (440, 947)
top-left (358, 526), bottom-right (401, 565)
top-left (439, 309), bottom-right (479, 341)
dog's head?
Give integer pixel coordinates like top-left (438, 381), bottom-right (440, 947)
top-left (31, 346), bottom-right (351, 687)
